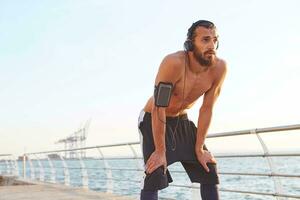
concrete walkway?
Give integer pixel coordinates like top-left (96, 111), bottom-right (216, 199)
top-left (0, 179), bottom-right (136, 200)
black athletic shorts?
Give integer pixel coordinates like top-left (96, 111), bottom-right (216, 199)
top-left (138, 110), bottom-right (219, 191)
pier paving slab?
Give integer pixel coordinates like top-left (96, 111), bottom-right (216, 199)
top-left (0, 180), bottom-right (136, 200)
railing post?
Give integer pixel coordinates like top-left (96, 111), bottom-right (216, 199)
top-left (97, 147), bottom-right (113, 193)
top-left (4, 159), bottom-right (9, 174)
top-left (127, 144), bottom-right (144, 194)
top-left (27, 155), bottom-right (35, 180)
top-left (128, 144), bottom-right (143, 170)
top-left (128, 143), bottom-right (144, 191)
top-left (33, 154), bottom-right (45, 181)
top-left (23, 154), bottom-right (26, 179)
top-left (58, 154), bottom-right (70, 186)
top-left (47, 155), bottom-right (56, 183)
top-left (9, 159), bottom-right (14, 175)
top-left (79, 154), bottom-right (89, 189)
top-left (0, 156), bottom-right (5, 175)
top-left (252, 129), bottom-right (286, 200)
top-left (12, 155), bottom-right (19, 177)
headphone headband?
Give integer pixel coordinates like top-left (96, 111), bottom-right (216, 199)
top-left (187, 20), bottom-right (216, 40)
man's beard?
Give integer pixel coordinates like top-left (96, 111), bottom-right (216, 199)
top-left (193, 47), bottom-right (215, 67)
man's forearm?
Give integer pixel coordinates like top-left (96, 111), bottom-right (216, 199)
top-left (151, 107), bottom-right (166, 152)
top-left (195, 107), bottom-right (213, 152)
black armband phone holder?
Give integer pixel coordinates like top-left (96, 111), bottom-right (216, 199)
top-left (154, 82), bottom-right (173, 107)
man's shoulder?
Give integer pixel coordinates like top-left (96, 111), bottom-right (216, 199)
top-left (210, 57), bottom-right (227, 85)
top-left (161, 51), bottom-right (186, 71)
top-left (155, 51), bottom-right (186, 84)
top-left (214, 57), bottom-right (227, 75)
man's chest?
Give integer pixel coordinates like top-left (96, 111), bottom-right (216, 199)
top-left (173, 71), bottom-right (213, 102)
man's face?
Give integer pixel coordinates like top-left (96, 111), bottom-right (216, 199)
top-left (192, 27), bottom-right (219, 67)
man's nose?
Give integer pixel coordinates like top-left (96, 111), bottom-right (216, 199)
top-left (208, 40), bottom-right (217, 50)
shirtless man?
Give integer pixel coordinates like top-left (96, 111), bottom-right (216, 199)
top-left (138, 20), bottom-right (227, 200)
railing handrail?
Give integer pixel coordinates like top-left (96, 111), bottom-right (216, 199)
top-left (0, 154), bottom-right (12, 157)
top-left (208, 123), bottom-right (300, 138)
top-left (25, 142), bottom-right (140, 155)
top-left (24, 123), bottom-right (300, 155)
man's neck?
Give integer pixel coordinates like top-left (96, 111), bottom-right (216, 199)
top-left (187, 51), bottom-right (211, 74)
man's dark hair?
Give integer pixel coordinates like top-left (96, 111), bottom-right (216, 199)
top-left (187, 20), bottom-right (216, 40)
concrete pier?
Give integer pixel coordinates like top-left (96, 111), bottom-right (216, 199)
top-left (0, 176), bottom-right (136, 200)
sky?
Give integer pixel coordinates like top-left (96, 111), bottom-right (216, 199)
top-left (1, 0), bottom-right (300, 156)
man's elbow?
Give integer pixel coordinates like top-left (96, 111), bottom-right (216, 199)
top-left (199, 105), bottom-right (213, 114)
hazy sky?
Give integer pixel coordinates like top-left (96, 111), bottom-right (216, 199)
top-left (1, 0), bottom-right (300, 156)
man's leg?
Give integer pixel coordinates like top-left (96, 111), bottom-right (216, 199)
top-left (180, 161), bottom-right (220, 200)
top-left (138, 112), bottom-right (170, 200)
top-left (139, 166), bottom-right (170, 200)
top-left (138, 111), bottom-right (158, 200)
top-left (140, 190), bottom-right (158, 200)
top-left (180, 119), bottom-right (219, 200)
top-left (200, 184), bottom-right (219, 200)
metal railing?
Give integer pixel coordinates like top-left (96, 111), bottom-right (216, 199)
top-left (2, 124), bottom-right (300, 199)
top-left (0, 154), bottom-right (19, 176)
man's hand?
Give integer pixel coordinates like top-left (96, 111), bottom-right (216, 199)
top-left (195, 149), bottom-right (217, 173)
top-left (145, 150), bottom-right (167, 174)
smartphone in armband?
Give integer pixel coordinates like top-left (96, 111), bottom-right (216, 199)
top-left (154, 82), bottom-right (173, 107)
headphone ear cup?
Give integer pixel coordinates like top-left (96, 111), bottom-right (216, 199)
top-left (216, 41), bottom-right (219, 50)
top-left (184, 40), bottom-right (193, 51)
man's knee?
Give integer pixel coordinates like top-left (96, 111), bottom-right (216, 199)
top-left (142, 166), bottom-right (169, 191)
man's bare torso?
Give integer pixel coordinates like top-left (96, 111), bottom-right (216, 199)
top-left (143, 51), bottom-right (223, 116)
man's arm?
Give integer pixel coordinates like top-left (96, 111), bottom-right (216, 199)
top-left (145, 54), bottom-right (182, 174)
top-left (195, 60), bottom-right (227, 172)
